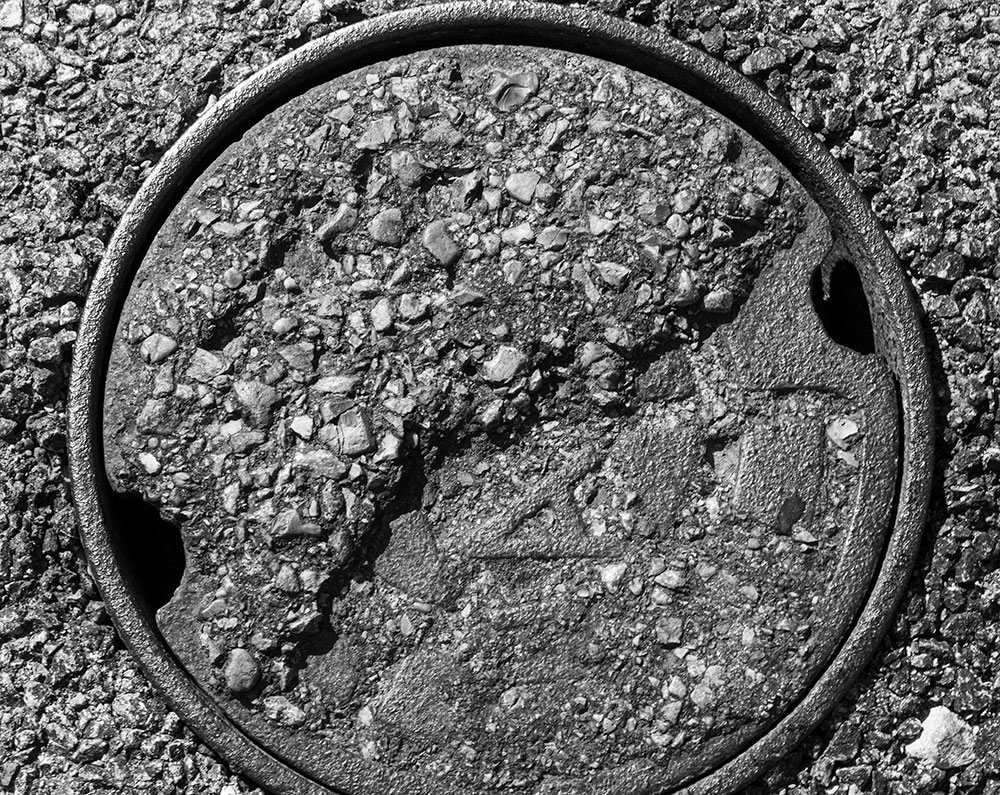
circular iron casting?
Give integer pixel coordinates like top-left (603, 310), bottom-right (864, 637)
top-left (69, 3), bottom-right (934, 794)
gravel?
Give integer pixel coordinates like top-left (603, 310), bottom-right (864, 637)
top-left (3, 1), bottom-right (1000, 795)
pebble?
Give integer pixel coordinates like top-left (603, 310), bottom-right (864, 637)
top-left (187, 348), bottom-right (227, 382)
top-left (595, 261), bottom-right (630, 288)
top-left (690, 683), bottom-right (715, 708)
top-left (263, 696), bottom-right (306, 727)
top-left (222, 266), bottom-right (245, 289)
top-left (233, 379), bottom-right (280, 427)
top-left (313, 374), bottom-right (358, 395)
top-left (451, 285), bottom-right (484, 307)
top-left (272, 508), bottom-right (322, 538)
top-left (272, 316), bottom-right (298, 336)
top-left (666, 213), bottom-right (691, 240)
top-left (488, 71), bottom-right (539, 111)
top-left (655, 617), bottom-right (684, 647)
top-left (27, 337), bottom-right (60, 365)
top-left (0, 0), bottom-right (23, 28)
top-left (599, 562), bottom-right (628, 590)
top-left (422, 121), bottom-right (464, 147)
top-left (370, 297), bottom-right (394, 332)
top-left (673, 189), bottom-right (700, 214)
top-left (356, 115), bottom-right (397, 150)
top-left (482, 346), bottom-right (527, 384)
top-left (275, 564), bottom-right (300, 593)
top-left (827, 417), bottom-right (860, 450)
top-left (137, 452), bottom-right (161, 474)
top-left (290, 415), bottom-right (314, 439)
top-left (703, 288), bottom-right (733, 313)
top-left (501, 221), bottom-right (534, 246)
top-left (421, 220), bottom-right (463, 267)
top-left (317, 204), bottom-right (358, 241)
top-left (368, 207), bottom-right (404, 246)
top-left (224, 648), bottom-right (260, 694)
top-left (399, 293), bottom-right (432, 321)
top-left (742, 46), bottom-right (786, 75)
top-left (654, 569), bottom-right (687, 590)
top-left (918, 252), bottom-right (965, 282)
top-left (139, 333), bottom-right (178, 364)
top-left (338, 408), bottom-right (376, 456)
top-left (505, 171), bottom-right (541, 204)
top-left (537, 225), bottom-right (568, 251)
top-left (905, 706), bottom-right (976, 769)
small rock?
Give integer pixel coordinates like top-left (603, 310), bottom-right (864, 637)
top-left (350, 278), bottom-right (382, 297)
top-left (743, 46), bottom-right (786, 75)
top-left (313, 375), bottom-right (358, 395)
top-left (703, 288), bottom-right (733, 313)
top-left (655, 617), bottom-right (684, 647)
top-left (537, 226), bottom-right (569, 251)
top-left (273, 508), bottom-right (322, 539)
top-left (639, 201), bottom-right (671, 225)
top-left (690, 683), bottom-right (716, 708)
top-left (505, 171), bottom-right (540, 204)
top-left (479, 399), bottom-right (505, 428)
top-left (827, 417), bottom-right (860, 450)
top-left (666, 213), bottom-right (691, 240)
top-left (187, 348), bottom-right (227, 382)
top-left (276, 564), bottom-right (300, 593)
top-left (224, 648), bottom-right (260, 694)
top-left (370, 298), bottom-right (395, 333)
top-left (290, 415), bottom-right (314, 440)
top-left (233, 380), bottom-right (280, 427)
top-left (263, 696), bottom-right (306, 727)
top-left (399, 293), bottom-right (432, 321)
top-left (139, 333), bottom-right (178, 364)
top-left (27, 337), bottom-right (60, 365)
top-left (654, 569), bottom-right (687, 589)
top-left (373, 432), bottom-right (403, 463)
top-left (317, 204), bottom-right (358, 241)
top-left (368, 207), bottom-right (404, 247)
top-left (673, 189), bottom-right (700, 213)
top-left (482, 346), bottom-right (527, 384)
top-left (0, 0), bottom-right (22, 29)
top-left (595, 261), bottom-right (630, 288)
top-left (710, 219), bottom-right (734, 246)
top-left (422, 220), bottom-right (463, 267)
top-left (599, 562), bottom-right (627, 590)
top-left (356, 116), bottom-right (397, 150)
top-left (905, 706), bottom-right (976, 769)
top-left (272, 316), bottom-right (298, 336)
top-left (389, 150), bottom-right (427, 187)
top-left (422, 121), bottom-right (464, 147)
top-left (501, 222), bottom-right (534, 246)
top-left (589, 215), bottom-right (618, 235)
top-left (137, 452), bottom-right (161, 474)
top-left (918, 251), bottom-right (965, 283)
top-left (451, 285), bottom-right (484, 307)
top-left (222, 266), bottom-right (245, 289)
top-left (488, 71), bottom-right (539, 111)
top-left (339, 408), bottom-right (376, 456)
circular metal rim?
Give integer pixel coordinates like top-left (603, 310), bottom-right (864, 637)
top-left (68, 3), bottom-right (934, 794)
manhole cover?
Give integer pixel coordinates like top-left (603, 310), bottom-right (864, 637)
top-left (69, 4), bottom-right (933, 795)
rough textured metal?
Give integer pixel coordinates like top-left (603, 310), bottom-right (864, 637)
top-left (68, 3), bottom-right (934, 795)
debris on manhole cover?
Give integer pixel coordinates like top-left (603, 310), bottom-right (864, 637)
top-left (69, 5), bottom-right (933, 795)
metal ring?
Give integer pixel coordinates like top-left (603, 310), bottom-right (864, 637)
top-left (69, 3), bottom-right (934, 793)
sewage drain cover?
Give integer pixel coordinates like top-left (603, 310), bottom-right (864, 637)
top-left (69, 4), bottom-right (933, 795)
